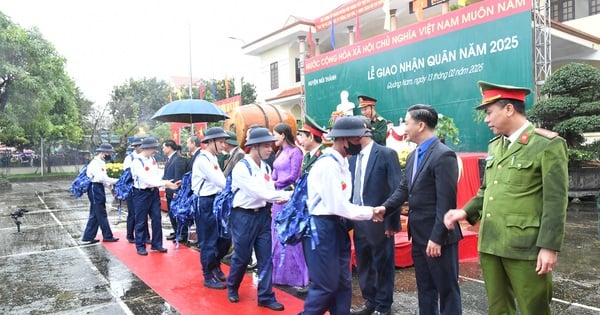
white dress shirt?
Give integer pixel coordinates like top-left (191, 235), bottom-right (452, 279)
top-left (192, 150), bottom-right (226, 196)
top-left (232, 155), bottom-right (289, 209)
top-left (86, 156), bottom-right (117, 185)
top-left (354, 141), bottom-right (373, 205)
top-left (307, 149), bottom-right (373, 220)
top-left (130, 154), bottom-right (165, 189)
top-left (122, 151), bottom-right (138, 170)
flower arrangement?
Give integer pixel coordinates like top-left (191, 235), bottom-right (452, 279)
top-left (397, 149), bottom-right (411, 168)
top-left (105, 163), bottom-right (124, 179)
top-left (329, 110), bottom-right (347, 127)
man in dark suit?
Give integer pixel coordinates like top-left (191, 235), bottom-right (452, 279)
top-left (376, 104), bottom-right (462, 315)
top-left (162, 140), bottom-right (188, 241)
top-left (349, 116), bottom-right (402, 315)
top-left (186, 135), bottom-right (202, 172)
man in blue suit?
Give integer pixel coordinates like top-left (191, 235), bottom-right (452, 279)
top-left (162, 140), bottom-right (188, 241)
top-left (349, 116), bottom-right (402, 315)
top-left (376, 104), bottom-right (462, 315)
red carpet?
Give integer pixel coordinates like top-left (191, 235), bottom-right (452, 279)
top-left (103, 231), bottom-right (305, 315)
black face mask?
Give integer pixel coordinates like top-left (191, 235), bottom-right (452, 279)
top-left (344, 141), bottom-right (362, 156)
top-left (103, 154), bottom-right (112, 162)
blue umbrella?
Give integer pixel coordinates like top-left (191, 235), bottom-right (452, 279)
top-left (151, 99), bottom-right (229, 123)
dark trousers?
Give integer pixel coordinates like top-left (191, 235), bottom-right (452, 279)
top-left (412, 242), bottom-right (462, 315)
top-left (167, 194), bottom-right (188, 239)
top-left (195, 195), bottom-right (231, 279)
top-left (132, 188), bottom-right (163, 250)
top-left (353, 221), bottom-right (396, 312)
top-left (126, 197), bottom-right (149, 241)
top-left (226, 207), bottom-right (276, 305)
top-left (302, 216), bottom-right (352, 315)
top-left (82, 183), bottom-right (114, 240)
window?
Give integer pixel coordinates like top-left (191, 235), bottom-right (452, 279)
top-left (551, 0), bottom-right (575, 22)
top-left (591, 0), bottom-right (600, 15)
top-left (295, 58), bottom-right (301, 83)
top-left (270, 62), bottom-right (279, 90)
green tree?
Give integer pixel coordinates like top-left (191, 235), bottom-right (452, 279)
top-left (108, 78), bottom-right (171, 159)
top-left (0, 12), bottom-right (86, 172)
top-left (529, 63), bottom-right (600, 165)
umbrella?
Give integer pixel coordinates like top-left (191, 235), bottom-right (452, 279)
top-left (151, 99), bottom-right (229, 123)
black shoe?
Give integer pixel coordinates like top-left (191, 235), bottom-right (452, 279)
top-left (350, 304), bottom-right (375, 315)
top-left (137, 249), bottom-right (148, 256)
top-left (294, 285), bottom-right (309, 294)
top-left (150, 246), bottom-right (168, 253)
top-left (103, 237), bottom-right (119, 242)
top-left (166, 233), bottom-right (176, 240)
top-left (204, 278), bottom-right (226, 290)
top-left (247, 261), bottom-right (257, 270)
top-left (127, 238), bottom-right (135, 243)
top-left (145, 239), bottom-right (152, 244)
top-left (258, 301), bottom-right (284, 311)
top-left (213, 267), bottom-right (226, 282)
top-left (227, 290), bottom-right (239, 303)
top-left (82, 239), bottom-right (100, 244)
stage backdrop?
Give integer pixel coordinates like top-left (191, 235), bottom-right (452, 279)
top-left (305, 0), bottom-right (533, 152)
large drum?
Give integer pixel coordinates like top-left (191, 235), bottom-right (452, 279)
top-left (223, 103), bottom-right (297, 147)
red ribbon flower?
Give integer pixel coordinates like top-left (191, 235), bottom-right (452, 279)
top-left (145, 166), bottom-right (150, 171)
top-left (341, 181), bottom-right (347, 190)
top-left (264, 174), bottom-right (270, 181)
top-left (214, 165), bottom-right (218, 170)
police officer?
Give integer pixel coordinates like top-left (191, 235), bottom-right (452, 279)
top-left (81, 143), bottom-right (120, 243)
top-left (122, 136), bottom-right (149, 244)
top-left (300, 116), bottom-right (385, 315)
top-left (226, 127), bottom-right (290, 311)
top-left (357, 95), bottom-right (388, 146)
top-left (297, 115), bottom-right (328, 174)
top-left (130, 137), bottom-right (180, 256)
top-left (192, 127), bottom-right (231, 290)
top-left (444, 81), bottom-right (569, 315)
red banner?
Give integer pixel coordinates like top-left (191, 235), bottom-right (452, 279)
top-left (215, 95), bottom-right (242, 116)
top-left (314, 0), bottom-right (384, 31)
top-left (170, 122), bottom-right (207, 144)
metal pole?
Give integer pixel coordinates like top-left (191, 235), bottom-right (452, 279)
top-left (40, 137), bottom-right (44, 176)
top-left (188, 22), bottom-right (195, 136)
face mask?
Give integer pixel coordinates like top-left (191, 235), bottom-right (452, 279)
top-left (103, 154), bottom-right (112, 162)
top-left (344, 141), bottom-right (362, 156)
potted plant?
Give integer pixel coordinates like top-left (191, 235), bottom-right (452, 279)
top-left (528, 62), bottom-right (600, 197)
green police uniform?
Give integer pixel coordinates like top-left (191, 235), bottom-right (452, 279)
top-left (463, 81), bottom-right (568, 315)
top-left (301, 145), bottom-right (326, 174)
top-left (370, 115), bottom-right (387, 146)
top-left (357, 95), bottom-right (388, 146)
top-left (299, 115), bottom-right (328, 174)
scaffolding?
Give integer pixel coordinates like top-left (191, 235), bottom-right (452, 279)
top-left (533, 0), bottom-right (551, 101)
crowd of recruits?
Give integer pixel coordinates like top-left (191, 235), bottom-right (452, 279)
top-left (81, 81), bottom-right (567, 315)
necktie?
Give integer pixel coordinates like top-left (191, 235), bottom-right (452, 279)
top-left (302, 153), bottom-right (310, 170)
top-left (502, 138), bottom-right (510, 155)
top-left (165, 156), bottom-right (170, 166)
top-left (352, 153), bottom-right (363, 205)
top-left (411, 147), bottom-right (421, 183)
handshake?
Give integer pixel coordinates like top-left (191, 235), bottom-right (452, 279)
top-left (372, 206), bottom-right (386, 222)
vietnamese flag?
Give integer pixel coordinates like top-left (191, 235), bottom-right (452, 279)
top-left (199, 81), bottom-right (205, 99)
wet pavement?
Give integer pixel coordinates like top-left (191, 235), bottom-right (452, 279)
top-left (0, 179), bottom-right (599, 314)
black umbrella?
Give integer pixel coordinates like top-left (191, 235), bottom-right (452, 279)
top-left (151, 99), bottom-right (229, 123)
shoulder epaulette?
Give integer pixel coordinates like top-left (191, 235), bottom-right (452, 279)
top-left (376, 116), bottom-right (384, 122)
top-left (489, 135), bottom-right (501, 143)
top-left (534, 128), bottom-right (559, 139)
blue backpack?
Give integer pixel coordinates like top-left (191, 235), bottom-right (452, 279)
top-left (169, 170), bottom-right (197, 241)
top-left (114, 157), bottom-right (143, 201)
top-left (70, 165), bottom-right (92, 198)
top-left (213, 159), bottom-right (253, 239)
top-left (274, 153), bottom-right (337, 247)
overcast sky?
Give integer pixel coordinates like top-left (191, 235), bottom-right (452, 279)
top-left (2, 0), bottom-right (336, 105)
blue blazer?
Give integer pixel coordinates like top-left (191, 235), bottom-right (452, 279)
top-left (163, 152), bottom-right (187, 198)
top-left (382, 138), bottom-right (462, 245)
top-left (349, 142), bottom-right (402, 233)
